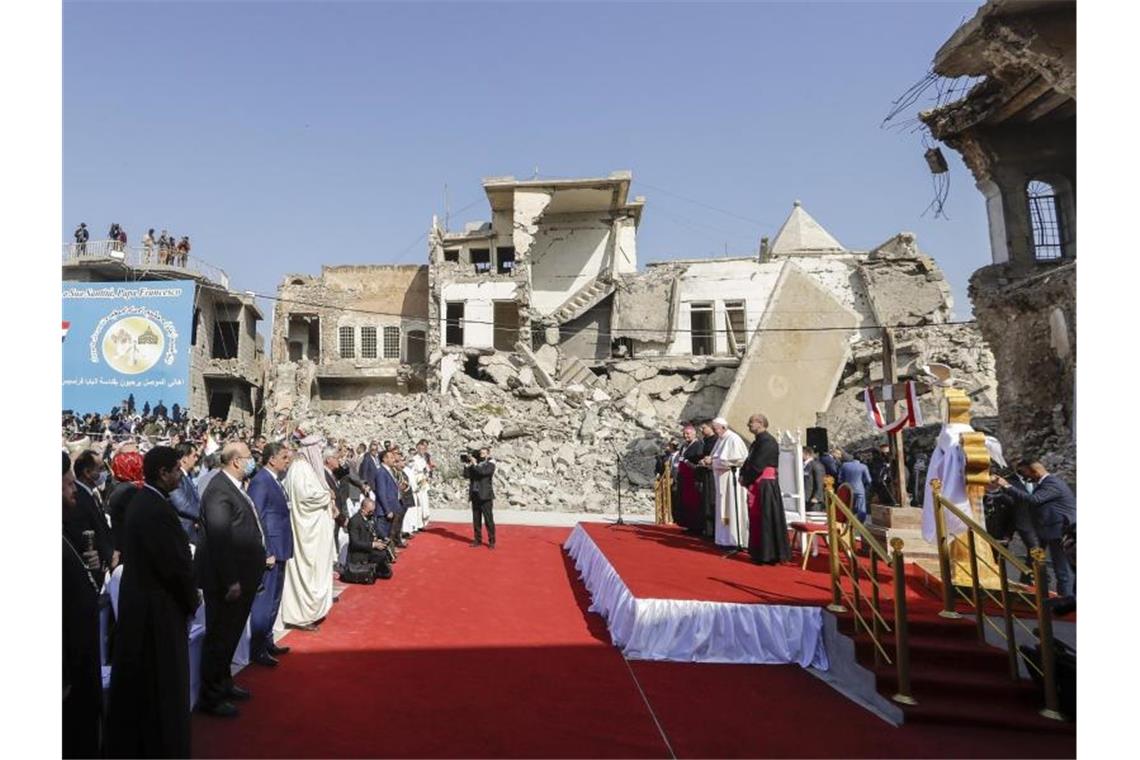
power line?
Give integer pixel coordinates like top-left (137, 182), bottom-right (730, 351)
top-left (252, 285), bottom-right (975, 339)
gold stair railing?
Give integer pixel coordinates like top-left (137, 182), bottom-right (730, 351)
top-left (930, 479), bottom-right (1065, 721)
top-left (824, 477), bottom-right (915, 705)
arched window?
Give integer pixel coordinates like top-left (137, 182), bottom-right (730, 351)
top-left (1027, 180), bottom-right (1065, 261)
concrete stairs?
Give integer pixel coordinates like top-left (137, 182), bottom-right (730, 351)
top-left (551, 277), bottom-right (614, 325)
top-left (559, 355), bottom-right (602, 389)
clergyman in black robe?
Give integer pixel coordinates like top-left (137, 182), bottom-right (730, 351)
top-left (107, 446), bottom-right (201, 759)
top-left (739, 414), bottom-right (790, 564)
top-left (699, 424), bottom-right (718, 538)
top-left (677, 429), bottom-right (705, 533)
top-left (63, 453), bottom-right (102, 759)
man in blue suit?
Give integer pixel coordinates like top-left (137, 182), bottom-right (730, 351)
top-left (371, 448), bottom-right (403, 545)
top-left (837, 449), bottom-right (873, 523)
top-left (994, 460), bottom-right (1076, 597)
top-left (359, 441), bottom-right (381, 493)
top-left (247, 442), bottom-right (295, 667)
top-left (168, 442), bottom-right (202, 545)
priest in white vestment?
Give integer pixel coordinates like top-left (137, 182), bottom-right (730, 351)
top-left (279, 436), bottom-right (336, 630)
top-left (407, 440), bottom-right (433, 531)
top-left (708, 418), bottom-right (750, 547)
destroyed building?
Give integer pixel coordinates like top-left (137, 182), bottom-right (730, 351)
top-left (919, 0), bottom-right (1075, 481)
top-left (267, 265), bottom-right (430, 418)
top-left (62, 239), bottom-right (266, 424)
top-left (267, 172), bottom-right (997, 512)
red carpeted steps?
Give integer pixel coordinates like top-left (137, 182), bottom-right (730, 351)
top-left (835, 611), bottom-right (1074, 735)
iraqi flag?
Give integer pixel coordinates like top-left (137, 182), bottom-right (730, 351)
top-left (62, 321), bottom-right (70, 342)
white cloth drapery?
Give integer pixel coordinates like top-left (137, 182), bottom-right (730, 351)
top-left (279, 459), bottom-right (335, 627)
top-left (921, 422), bottom-right (975, 543)
top-left (564, 525), bottom-right (828, 668)
top-left (406, 454), bottom-right (432, 531)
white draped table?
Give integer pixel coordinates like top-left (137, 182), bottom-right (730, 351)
top-left (564, 524), bottom-right (828, 668)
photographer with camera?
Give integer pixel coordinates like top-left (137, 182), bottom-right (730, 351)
top-left (461, 447), bottom-right (496, 549)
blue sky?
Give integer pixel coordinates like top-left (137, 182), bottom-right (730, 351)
top-left (63, 0), bottom-right (989, 324)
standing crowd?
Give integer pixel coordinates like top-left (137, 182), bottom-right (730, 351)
top-left (71, 222), bottom-right (191, 266)
top-left (62, 408), bottom-right (443, 758)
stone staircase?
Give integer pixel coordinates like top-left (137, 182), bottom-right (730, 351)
top-left (550, 277), bottom-right (614, 325)
top-left (559, 355), bottom-right (602, 389)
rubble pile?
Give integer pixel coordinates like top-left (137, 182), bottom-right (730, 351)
top-left (292, 357), bottom-right (740, 515)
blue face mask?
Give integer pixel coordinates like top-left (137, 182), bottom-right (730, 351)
top-left (243, 459), bottom-right (256, 479)
top-left (96, 471), bottom-right (108, 488)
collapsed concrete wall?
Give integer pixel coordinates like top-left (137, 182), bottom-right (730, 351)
top-left (969, 261), bottom-right (1075, 482)
top-left (718, 262), bottom-right (860, 440)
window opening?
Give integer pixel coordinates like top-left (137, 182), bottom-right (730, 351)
top-left (443, 248), bottom-right (460, 263)
top-left (360, 326), bottom-right (377, 359)
top-left (212, 321), bottom-right (240, 359)
top-left (496, 246), bottom-right (516, 274)
top-left (445, 302), bottom-right (465, 346)
top-left (1028, 180), bottom-right (1065, 261)
top-left (689, 302), bottom-right (714, 356)
top-left (383, 326), bottom-right (400, 358)
top-left (725, 301), bottom-right (747, 353)
top-left (339, 326), bottom-right (355, 359)
top-left (471, 248), bottom-right (492, 274)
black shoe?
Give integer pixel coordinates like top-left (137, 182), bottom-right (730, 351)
top-left (199, 700), bottom-right (239, 718)
top-left (228, 684), bottom-right (252, 701)
top-left (252, 653), bottom-right (278, 668)
top-left (488, 541), bottom-right (496, 549)
top-left (469, 540), bottom-right (482, 547)
top-left (267, 644), bottom-right (291, 656)
top-left (401, 533), bottom-right (412, 539)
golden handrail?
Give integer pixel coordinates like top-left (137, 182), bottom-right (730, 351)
top-left (929, 478), bottom-right (1065, 721)
top-left (824, 477), bottom-right (915, 705)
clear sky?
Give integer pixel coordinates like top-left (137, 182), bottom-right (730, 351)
top-left (63, 0), bottom-right (989, 325)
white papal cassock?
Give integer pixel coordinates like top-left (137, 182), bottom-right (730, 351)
top-left (407, 453), bottom-right (432, 531)
top-left (279, 459), bottom-right (336, 627)
top-left (711, 430), bottom-right (750, 547)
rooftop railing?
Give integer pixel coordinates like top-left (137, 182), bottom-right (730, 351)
top-left (62, 240), bottom-right (230, 289)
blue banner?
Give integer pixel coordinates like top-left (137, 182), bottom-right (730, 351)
top-left (62, 280), bottom-right (195, 414)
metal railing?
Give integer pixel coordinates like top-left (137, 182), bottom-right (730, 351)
top-left (930, 479), bottom-right (1065, 720)
top-left (824, 477), bottom-right (915, 705)
top-left (62, 240), bottom-right (230, 288)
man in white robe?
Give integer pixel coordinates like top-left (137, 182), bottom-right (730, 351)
top-left (707, 418), bottom-right (750, 548)
top-left (407, 439), bottom-right (433, 531)
top-left (279, 436), bottom-right (336, 631)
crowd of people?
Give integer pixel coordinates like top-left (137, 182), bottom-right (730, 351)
top-left (654, 423), bottom-right (1076, 600)
top-left (61, 401), bottom-right (460, 758)
top-left (71, 222), bottom-right (192, 266)
top-left (654, 413), bottom-right (791, 565)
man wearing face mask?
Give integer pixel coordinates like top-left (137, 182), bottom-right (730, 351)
top-left (65, 449), bottom-right (114, 587)
top-left (196, 442), bottom-right (268, 718)
top-left (106, 446), bottom-right (201, 757)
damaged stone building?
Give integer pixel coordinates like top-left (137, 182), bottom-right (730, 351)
top-left (919, 0), bottom-right (1075, 481)
top-left (266, 265), bottom-right (430, 418)
top-left (62, 243), bottom-right (266, 424)
top-left (268, 170), bottom-right (997, 512)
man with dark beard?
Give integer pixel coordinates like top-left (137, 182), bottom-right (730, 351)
top-left (739, 413), bottom-right (790, 564)
top-left (63, 452), bottom-right (101, 759)
top-left (106, 446), bottom-right (201, 758)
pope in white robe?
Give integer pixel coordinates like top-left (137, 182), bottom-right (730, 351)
top-left (279, 438), bottom-right (336, 628)
top-left (406, 451), bottom-right (432, 532)
top-left (709, 420), bottom-right (750, 548)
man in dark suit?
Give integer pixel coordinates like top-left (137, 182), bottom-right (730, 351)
top-left (106, 446), bottom-right (201, 758)
top-left (464, 447), bottom-right (497, 548)
top-left (371, 448), bottom-right (403, 544)
top-left (169, 442), bottom-right (202, 545)
top-left (65, 449), bottom-right (114, 585)
top-left (322, 447), bottom-right (352, 552)
top-left (994, 460), bottom-right (1076, 597)
top-left (247, 442), bottom-right (294, 668)
top-left (196, 442), bottom-right (268, 717)
top-left (802, 446), bottom-right (827, 513)
top-left (63, 452), bottom-right (101, 760)
top-left (346, 498), bottom-right (393, 579)
top-left (359, 441), bottom-right (382, 492)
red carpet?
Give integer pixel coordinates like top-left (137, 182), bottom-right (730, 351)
top-left (190, 522), bottom-right (1074, 758)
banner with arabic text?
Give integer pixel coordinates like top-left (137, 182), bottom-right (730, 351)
top-left (62, 280), bottom-right (194, 414)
